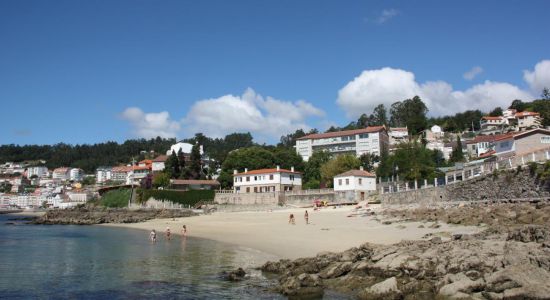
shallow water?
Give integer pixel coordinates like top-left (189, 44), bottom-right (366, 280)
top-left (0, 214), bottom-right (283, 299)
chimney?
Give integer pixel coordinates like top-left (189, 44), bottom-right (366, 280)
top-left (360, 166), bottom-right (364, 171)
top-left (276, 165), bottom-right (280, 171)
top-left (233, 169), bottom-right (237, 175)
top-left (245, 168), bottom-right (248, 173)
top-left (291, 166), bottom-right (294, 172)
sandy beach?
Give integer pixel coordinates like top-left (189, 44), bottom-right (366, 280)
top-left (103, 205), bottom-right (481, 261)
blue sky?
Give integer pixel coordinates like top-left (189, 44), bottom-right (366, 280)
top-left (1, 0), bottom-right (549, 145)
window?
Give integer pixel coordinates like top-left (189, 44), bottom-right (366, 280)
top-left (269, 174), bottom-right (274, 180)
top-left (290, 175), bottom-right (294, 180)
top-left (246, 176), bottom-right (250, 182)
top-left (234, 177), bottom-right (237, 183)
top-left (236, 187), bottom-right (240, 191)
top-left (254, 176), bottom-right (257, 181)
top-left (358, 178), bottom-right (362, 185)
top-left (541, 136), bottom-right (550, 144)
top-left (359, 133), bottom-right (369, 139)
top-left (345, 178), bottom-right (349, 185)
top-left (246, 187), bottom-right (250, 193)
top-left (254, 187), bottom-right (257, 193)
top-left (338, 179), bottom-right (342, 186)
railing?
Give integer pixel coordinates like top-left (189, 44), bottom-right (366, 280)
top-left (381, 147), bottom-right (550, 194)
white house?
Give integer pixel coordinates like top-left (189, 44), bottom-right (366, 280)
top-left (466, 134), bottom-right (510, 158)
top-left (333, 167), bottom-right (376, 202)
top-left (515, 111), bottom-right (542, 130)
top-left (232, 166), bottom-right (302, 193)
top-left (152, 155), bottom-right (168, 172)
top-left (295, 126), bottom-right (389, 161)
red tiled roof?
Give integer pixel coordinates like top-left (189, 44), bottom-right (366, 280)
top-left (466, 134), bottom-right (511, 144)
top-left (478, 150), bottom-right (496, 158)
top-left (112, 166), bottom-right (132, 172)
top-left (171, 179), bottom-right (220, 186)
top-left (132, 166), bottom-right (150, 171)
top-left (296, 126), bottom-right (386, 140)
top-left (334, 169), bottom-right (376, 177)
top-left (481, 116), bottom-right (503, 121)
top-left (152, 155), bottom-right (168, 162)
top-left (233, 168), bottom-right (301, 176)
top-left (515, 111), bottom-right (540, 117)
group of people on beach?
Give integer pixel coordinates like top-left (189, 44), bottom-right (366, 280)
top-left (149, 224), bottom-right (187, 243)
top-left (289, 210), bottom-right (309, 225)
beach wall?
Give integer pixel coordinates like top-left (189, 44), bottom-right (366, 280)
top-left (380, 169), bottom-right (550, 205)
top-left (214, 192), bottom-right (282, 205)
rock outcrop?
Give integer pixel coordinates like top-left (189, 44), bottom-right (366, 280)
top-left (261, 203), bottom-right (550, 299)
top-left (33, 207), bottom-right (197, 225)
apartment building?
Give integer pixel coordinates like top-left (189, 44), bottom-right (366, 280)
top-left (232, 166), bottom-right (302, 193)
top-left (26, 166), bottom-right (49, 178)
top-left (295, 126), bottom-right (389, 161)
top-left (52, 167), bottom-right (71, 181)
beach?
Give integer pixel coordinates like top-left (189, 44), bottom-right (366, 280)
top-left (103, 205), bottom-right (481, 261)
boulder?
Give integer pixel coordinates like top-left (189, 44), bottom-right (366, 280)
top-left (362, 277), bottom-right (401, 299)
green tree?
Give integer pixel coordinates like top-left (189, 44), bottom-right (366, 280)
top-left (450, 136), bottom-right (465, 163)
top-left (153, 172), bottom-right (171, 188)
top-left (542, 87), bottom-right (550, 100)
top-left (320, 154), bottom-right (361, 188)
top-left (81, 176), bottom-right (96, 186)
top-left (359, 153), bottom-right (379, 172)
top-left (189, 143), bottom-right (203, 179)
top-left (376, 142), bottom-right (439, 181)
top-left (164, 151), bottom-right (180, 179)
top-left (488, 107), bottom-right (503, 117)
top-left (303, 150), bottom-right (332, 188)
top-left (371, 104), bottom-right (388, 126)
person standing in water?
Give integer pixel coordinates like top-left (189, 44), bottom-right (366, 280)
top-left (150, 229), bottom-right (157, 243)
top-left (165, 227), bottom-right (171, 240)
top-left (181, 225), bottom-right (187, 237)
top-left (304, 210), bottom-right (309, 225)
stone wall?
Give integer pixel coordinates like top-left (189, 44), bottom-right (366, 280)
top-left (214, 192), bottom-right (281, 205)
top-left (380, 169), bottom-right (550, 205)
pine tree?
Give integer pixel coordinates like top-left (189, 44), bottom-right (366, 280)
top-left (164, 150), bottom-right (180, 179)
top-left (450, 136), bottom-right (465, 163)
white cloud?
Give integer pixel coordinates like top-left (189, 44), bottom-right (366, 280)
top-left (463, 66), bottom-right (483, 80)
top-left (182, 88), bottom-right (324, 141)
top-left (375, 9), bottom-right (399, 24)
top-left (337, 65), bottom-right (537, 118)
top-left (120, 107), bottom-right (180, 138)
top-left (524, 60), bottom-right (550, 93)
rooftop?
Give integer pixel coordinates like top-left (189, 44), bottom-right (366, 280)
top-left (334, 169), bottom-right (376, 178)
top-left (233, 168), bottom-right (301, 176)
top-left (297, 126), bottom-right (386, 140)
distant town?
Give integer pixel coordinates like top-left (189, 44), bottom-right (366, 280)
top-left (2, 95), bottom-right (550, 209)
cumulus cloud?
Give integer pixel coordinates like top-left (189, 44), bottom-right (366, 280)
top-left (463, 66), bottom-right (483, 80)
top-left (182, 88), bottom-right (324, 141)
top-left (337, 65), bottom-right (537, 118)
top-left (524, 60), bottom-right (550, 93)
top-left (120, 107), bottom-right (180, 138)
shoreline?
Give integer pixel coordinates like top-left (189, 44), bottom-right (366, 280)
top-left (102, 205), bottom-right (482, 262)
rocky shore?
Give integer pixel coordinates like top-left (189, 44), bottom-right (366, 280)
top-left (32, 207), bottom-right (197, 225)
top-left (260, 203), bottom-right (550, 299)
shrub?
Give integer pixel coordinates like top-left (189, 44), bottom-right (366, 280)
top-left (139, 189), bottom-right (215, 206)
top-left (528, 162), bottom-right (538, 176)
top-left (101, 189), bottom-right (131, 208)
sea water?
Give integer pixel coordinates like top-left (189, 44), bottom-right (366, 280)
top-left (0, 214), bottom-right (283, 299)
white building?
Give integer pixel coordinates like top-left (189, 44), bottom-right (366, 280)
top-left (466, 134), bottom-right (510, 158)
top-left (96, 167), bottom-right (112, 183)
top-left (67, 191), bottom-right (91, 203)
top-left (388, 127), bottom-right (408, 146)
top-left (70, 168), bottom-right (84, 181)
top-left (333, 168), bottom-right (377, 202)
top-left (52, 167), bottom-right (71, 181)
top-left (515, 111), bottom-right (542, 130)
top-left (26, 166), bottom-right (49, 178)
top-left (232, 166), bottom-right (302, 193)
top-left (295, 126), bottom-right (389, 161)
top-left (152, 155), bottom-right (168, 172)
top-left (167, 142), bottom-right (203, 156)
